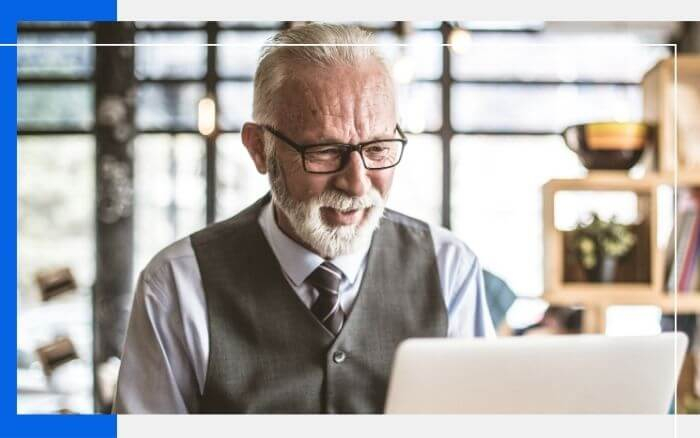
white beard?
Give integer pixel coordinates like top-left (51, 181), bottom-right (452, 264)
top-left (268, 158), bottom-right (385, 259)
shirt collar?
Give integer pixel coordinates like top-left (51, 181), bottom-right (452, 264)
top-left (257, 198), bottom-right (370, 287)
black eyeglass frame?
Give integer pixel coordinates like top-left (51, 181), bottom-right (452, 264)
top-left (260, 124), bottom-right (408, 174)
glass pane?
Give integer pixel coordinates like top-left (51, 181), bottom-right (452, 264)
top-left (373, 31), bottom-right (401, 73)
top-left (217, 30), bottom-right (276, 78)
top-left (135, 31), bottom-right (207, 79)
top-left (386, 134), bottom-right (442, 226)
top-left (216, 133), bottom-right (269, 221)
top-left (375, 31), bottom-right (442, 82)
top-left (401, 31), bottom-right (442, 80)
top-left (136, 83), bottom-right (205, 130)
top-left (451, 135), bottom-right (585, 298)
top-left (451, 83), bottom-right (642, 132)
top-left (451, 30), bottom-right (670, 82)
top-left (18, 32), bottom-right (94, 78)
top-left (18, 84), bottom-right (94, 130)
top-left (134, 134), bottom-right (206, 273)
top-left (217, 81), bottom-right (254, 130)
top-left (398, 82), bottom-right (441, 133)
top-left (17, 135), bottom-right (95, 413)
top-left (605, 305), bottom-right (661, 336)
top-left (17, 135), bottom-right (96, 299)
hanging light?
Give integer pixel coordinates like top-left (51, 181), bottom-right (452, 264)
top-left (448, 26), bottom-right (472, 55)
top-left (197, 97), bottom-right (216, 136)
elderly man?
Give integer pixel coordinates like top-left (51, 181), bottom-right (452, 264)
top-left (114, 23), bottom-right (494, 414)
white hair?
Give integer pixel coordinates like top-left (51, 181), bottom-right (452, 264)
top-left (252, 23), bottom-right (391, 127)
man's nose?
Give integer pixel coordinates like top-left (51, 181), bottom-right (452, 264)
top-left (333, 151), bottom-right (371, 197)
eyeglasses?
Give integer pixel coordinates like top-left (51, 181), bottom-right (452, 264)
top-left (260, 124), bottom-right (408, 174)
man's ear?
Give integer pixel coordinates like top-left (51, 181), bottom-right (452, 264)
top-left (241, 122), bottom-right (269, 174)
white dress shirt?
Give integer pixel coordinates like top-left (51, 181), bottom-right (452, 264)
top-left (114, 201), bottom-right (495, 413)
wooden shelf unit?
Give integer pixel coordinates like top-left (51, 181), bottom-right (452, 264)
top-left (542, 172), bottom-right (700, 333)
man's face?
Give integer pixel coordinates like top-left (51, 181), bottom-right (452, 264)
top-left (264, 60), bottom-right (398, 258)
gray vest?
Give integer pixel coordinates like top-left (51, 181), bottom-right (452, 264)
top-left (191, 194), bottom-right (447, 413)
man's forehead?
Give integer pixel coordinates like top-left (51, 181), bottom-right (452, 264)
top-left (270, 62), bottom-right (396, 139)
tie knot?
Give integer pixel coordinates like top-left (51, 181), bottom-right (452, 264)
top-left (307, 262), bottom-right (342, 296)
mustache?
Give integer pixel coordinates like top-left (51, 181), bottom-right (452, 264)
top-left (315, 189), bottom-right (383, 212)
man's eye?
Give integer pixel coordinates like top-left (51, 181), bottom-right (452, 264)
top-left (365, 145), bottom-right (389, 154)
top-left (307, 147), bottom-right (342, 159)
top-left (318, 148), bottom-right (340, 155)
top-left (315, 148), bottom-right (339, 155)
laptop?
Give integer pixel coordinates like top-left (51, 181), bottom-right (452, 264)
top-left (384, 333), bottom-right (688, 414)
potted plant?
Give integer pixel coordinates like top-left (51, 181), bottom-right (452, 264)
top-left (572, 213), bottom-right (637, 283)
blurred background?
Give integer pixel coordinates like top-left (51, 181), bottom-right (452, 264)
top-left (16, 21), bottom-right (700, 414)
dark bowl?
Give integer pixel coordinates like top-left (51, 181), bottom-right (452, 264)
top-left (562, 122), bottom-right (654, 170)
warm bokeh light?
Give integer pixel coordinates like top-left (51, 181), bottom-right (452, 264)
top-left (448, 27), bottom-right (471, 55)
top-left (197, 97), bottom-right (216, 136)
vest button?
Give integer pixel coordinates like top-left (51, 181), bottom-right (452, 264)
top-left (332, 350), bottom-right (346, 364)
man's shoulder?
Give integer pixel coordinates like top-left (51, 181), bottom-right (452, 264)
top-left (427, 223), bottom-right (479, 267)
top-left (191, 193), bottom-right (271, 247)
top-left (382, 209), bottom-right (479, 266)
top-left (381, 208), bottom-right (431, 232)
top-left (141, 236), bottom-right (197, 288)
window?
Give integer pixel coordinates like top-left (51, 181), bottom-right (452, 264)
top-left (133, 134), bottom-right (206, 273)
top-left (387, 134), bottom-right (442, 225)
top-left (216, 133), bottom-right (269, 221)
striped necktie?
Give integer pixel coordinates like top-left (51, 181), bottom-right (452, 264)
top-left (307, 262), bottom-right (345, 336)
